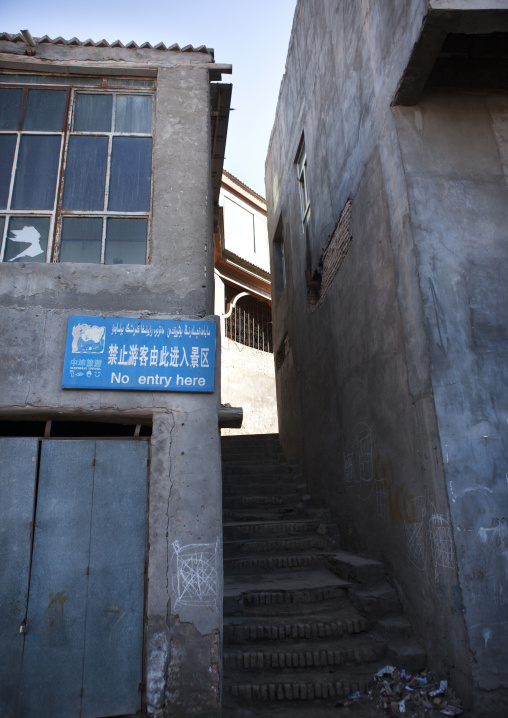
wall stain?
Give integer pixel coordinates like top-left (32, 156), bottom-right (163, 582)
top-left (46, 590), bottom-right (68, 626)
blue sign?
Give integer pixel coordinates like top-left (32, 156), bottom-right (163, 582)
top-left (62, 315), bottom-right (216, 392)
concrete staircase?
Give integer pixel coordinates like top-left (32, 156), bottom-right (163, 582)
top-left (221, 433), bottom-right (426, 716)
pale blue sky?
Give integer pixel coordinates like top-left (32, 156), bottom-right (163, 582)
top-left (2, 0), bottom-right (296, 196)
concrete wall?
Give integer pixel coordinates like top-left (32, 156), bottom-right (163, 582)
top-left (220, 337), bottom-right (278, 436)
top-left (0, 39), bottom-right (224, 717)
top-left (395, 88), bottom-right (508, 707)
top-left (265, 1), bottom-right (507, 713)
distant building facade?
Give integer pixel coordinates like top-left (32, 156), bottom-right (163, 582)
top-left (266, 2), bottom-right (508, 714)
top-left (0, 31), bottom-right (231, 718)
top-left (215, 170), bottom-right (278, 435)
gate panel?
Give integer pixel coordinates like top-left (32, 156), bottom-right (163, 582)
top-left (18, 441), bottom-right (96, 718)
top-left (0, 438), bottom-right (39, 718)
top-left (81, 440), bottom-right (148, 718)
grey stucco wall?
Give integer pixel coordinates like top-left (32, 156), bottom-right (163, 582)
top-left (266, 1), bottom-right (507, 712)
top-left (395, 89), bottom-right (508, 707)
top-left (220, 338), bottom-right (278, 436)
top-left (0, 39), bottom-right (223, 717)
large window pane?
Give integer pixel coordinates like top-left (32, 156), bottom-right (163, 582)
top-left (115, 95), bottom-right (152, 133)
top-left (105, 218), bottom-right (146, 265)
top-left (22, 89), bottom-right (67, 131)
top-left (60, 217), bottom-right (102, 263)
top-left (0, 88), bottom-right (23, 130)
top-left (108, 137), bottom-right (152, 212)
top-left (73, 94), bottom-right (112, 132)
top-left (3, 217), bottom-right (50, 263)
top-left (0, 135), bottom-right (17, 209)
top-left (62, 136), bottom-right (108, 211)
top-left (11, 135), bottom-right (61, 210)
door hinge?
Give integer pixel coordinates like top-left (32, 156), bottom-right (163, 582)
top-left (19, 619), bottom-right (28, 634)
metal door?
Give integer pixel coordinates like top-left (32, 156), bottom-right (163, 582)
top-left (0, 438), bottom-right (148, 718)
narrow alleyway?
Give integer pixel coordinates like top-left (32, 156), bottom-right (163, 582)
top-left (220, 434), bottom-right (464, 717)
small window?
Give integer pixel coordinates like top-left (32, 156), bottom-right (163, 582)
top-left (295, 136), bottom-right (310, 223)
top-left (0, 77), bottom-right (154, 265)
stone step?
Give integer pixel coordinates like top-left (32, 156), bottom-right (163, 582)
top-left (223, 494), bottom-right (302, 509)
top-left (224, 552), bottom-right (329, 574)
top-left (223, 535), bottom-right (330, 556)
top-left (376, 615), bottom-right (412, 640)
top-left (224, 610), bottom-right (369, 644)
top-left (349, 582), bottom-right (402, 619)
top-left (223, 482), bottom-right (304, 496)
top-left (223, 634), bottom-right (386, 672)
top-left (224, 569), bottom-right (352, 616)
top-left (224, 464), bottom-right (292, 477)
top-left (326, 550), bottom-right (387, 587)
top-left (224, 668), bottom-right (375, 703)
top-left (386, 639), bottom-right (427, 672)
top-left (223, 508), bottom-right (305, 523)
top-left (223, 519), bottom-right (335, 541)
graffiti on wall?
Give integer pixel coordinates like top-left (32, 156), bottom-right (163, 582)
top-left (343, 422), bottom-right (455, 581)
top-left (172, 539), bottom-right (220, 609)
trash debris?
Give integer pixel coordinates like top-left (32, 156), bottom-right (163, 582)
top-left (350, 665), bottom-right (467, 716)
top-left (348, 691), bottom-right (363, 700)
top-left (430, 681), bottom-right (448, 697)
top-left (441, 706), bottom-right (463, 716)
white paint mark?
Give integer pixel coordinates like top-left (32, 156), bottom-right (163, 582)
top-left (482, 627), bottom-right (492, 648)
top-left (449, 480), bottom-right (455, 503)
top-left (445, 445), bottom-right (449, 464)
top-left (455, 485), bottom-right (493, 499)
top-left (8, 226), bottom-right (44, 262)
top-left (173, 539), bottom-right (219, 608)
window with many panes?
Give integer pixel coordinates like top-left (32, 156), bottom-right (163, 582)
top-left (0, 73), bottom-right (154, 264)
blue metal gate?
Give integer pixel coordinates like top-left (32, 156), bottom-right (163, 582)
top-left (0, 438), bottom-right (148, 718)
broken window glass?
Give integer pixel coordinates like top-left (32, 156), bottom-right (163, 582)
top-left (60, 217), bottom-right (102, 263)
top-left (11, 135), bottom-right (61, 210)
top-left (105, 218), bottom-right (147, 265)
top-left (2, 217), bottom-right (50, 263)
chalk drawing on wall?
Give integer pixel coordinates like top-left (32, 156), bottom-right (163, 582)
top-left (344, 423), bottom-right (373, 487)
top-left (172, 539), bottom-right (219, 608)
top-left (404, 495), bottom-right (427, 571)
top-left (429, 513), bottom-right (455, 578)
top-left (405, 520), bottom-right (425, 570)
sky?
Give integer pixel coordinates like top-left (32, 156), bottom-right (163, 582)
top-left (2, 0), bottom-right (297, 197)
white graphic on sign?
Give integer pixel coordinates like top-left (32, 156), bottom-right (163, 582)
top-left (172, 540), bottom-right (219, 608)
top-left (8, 226), bottom-right (44, 262)
top-left (72, 324), bottom-right (106, 354)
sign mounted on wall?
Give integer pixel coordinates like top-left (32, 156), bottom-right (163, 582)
top-left (62, 315), bottom-right (216, 392)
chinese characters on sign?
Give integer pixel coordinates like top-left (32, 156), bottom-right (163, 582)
top-left (62, 316), bottom-right (216, 392)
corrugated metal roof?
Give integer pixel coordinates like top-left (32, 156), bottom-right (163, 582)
top-left (0, 32), bottom-right (214, 57)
